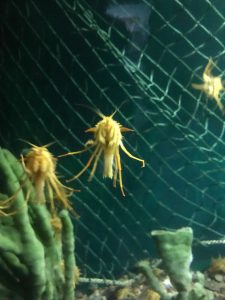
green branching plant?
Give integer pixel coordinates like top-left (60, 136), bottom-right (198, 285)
top-left (0, 148), bottom-right (76, 300)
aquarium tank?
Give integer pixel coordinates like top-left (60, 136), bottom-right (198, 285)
top-left (1, 0), bottom-right (225, 298)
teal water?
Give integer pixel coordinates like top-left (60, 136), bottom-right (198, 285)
top-left (1, 0), bottom-right (225, 277)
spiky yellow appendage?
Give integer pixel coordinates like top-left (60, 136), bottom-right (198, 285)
top-left (60, 112), bottom-right (145, 196)
top-left (192, 58), bottom-right (225, 112)
top-left (21, 142), bottom-right (78, 217)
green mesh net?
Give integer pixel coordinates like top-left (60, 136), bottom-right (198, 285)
top-left (1, 0), bottom-right (225, 279)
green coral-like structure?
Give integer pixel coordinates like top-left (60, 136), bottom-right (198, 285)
top-left (0, 148), bottom-right (76, 300)
top-left (137, 228), bottom-right (214, 300)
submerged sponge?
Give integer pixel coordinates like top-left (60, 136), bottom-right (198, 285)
top-left (0, 148), bottom-right (76, 300)
top-left (151, 227), bottom-right (213, 300)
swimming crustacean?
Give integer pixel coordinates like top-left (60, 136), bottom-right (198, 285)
top-left (60, 112), bottom-right (145, 196)
top-left (21, 142), bottom-right (77, 217)
top-left (192, 58), bottom-right (225, 113)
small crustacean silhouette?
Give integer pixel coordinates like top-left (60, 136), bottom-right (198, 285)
top-left (192, 58), bottom-right (225, 112)
top-left (106, 2), bottom-right (151, 35)
top-left (60, 111), bottom-right (145, 196)
top-left (106, 2), bottom-right (151, 63)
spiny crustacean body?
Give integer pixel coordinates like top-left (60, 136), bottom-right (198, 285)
top-left (93, 115), bottom-right (122, 179)
top-left (192, 58), bottom-right (225, 112)
top-left (60, 112), bottom-right (145, 196)
top-left (21, 142), bottom-right (77, 217)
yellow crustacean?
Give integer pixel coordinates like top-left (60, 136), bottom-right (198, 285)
top-left (60, 111), bottom-right (145, 196)
top-left (21, 142), bottom-right (77, 216)
top-left (192, 58), bottom-right (225, 112)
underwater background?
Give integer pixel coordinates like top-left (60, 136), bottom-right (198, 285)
top-left (1, 0), bottom-right (225, 279)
